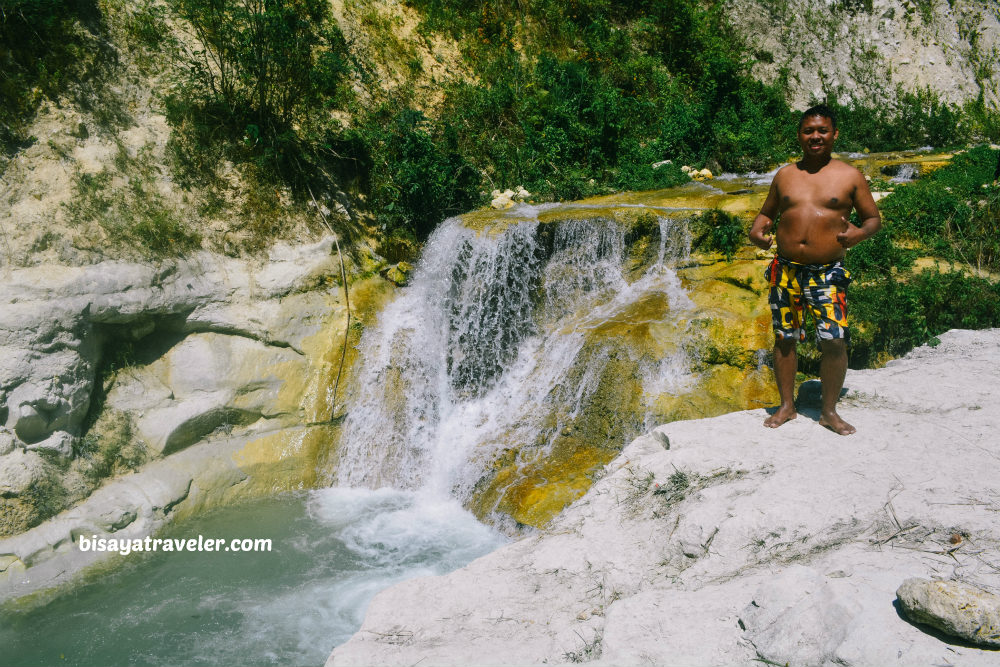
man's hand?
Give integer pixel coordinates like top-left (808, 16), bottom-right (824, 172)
top-left (750, 231), bottom-right (774, 250)
top-left (836, 224), bottom-right (865, 249)
top-left (749, 215), bottom-right (775, 250)
top-left (837, 213), bottom-right (881, 249)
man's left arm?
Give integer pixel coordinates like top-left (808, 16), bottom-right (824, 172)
top-left (837, 173), bottom-right (882, 249)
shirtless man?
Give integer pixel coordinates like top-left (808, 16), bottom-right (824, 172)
top-left (748, 104), bottom-right (881, 435)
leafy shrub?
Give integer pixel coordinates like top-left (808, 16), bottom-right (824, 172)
top-left (932, 145), bottom-right (999, 193)
top-left (154, 0), bottom-right (989, 250)
top-left (168, 0), bottom-right (348, 135)
top-left (828, 87), bottom-right (971, 152)
top-left (844, 145), bottom-right (1000, 367)
top-left (164, 0), bottom-right (352, 194)
top-left (880, 180), bottom-right (972, 243)
top-left (0, 0), bottom-right (116, 153)
top-left (850, 269), bottom-right (1000, 367)
top-left (409, 0), bottom-right (790, 202)
top-left (876, 145), bottom-right (1000, 269)
top-left (961, 98), bottom-right (1000, 143)
top-left (843, 221), bottom-right (914, 279)
top-left (353, 107), bottom-right (482, 241)
top-left (695, 209), bottom-right (744, 260)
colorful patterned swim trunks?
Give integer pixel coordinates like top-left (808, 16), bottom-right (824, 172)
top-left (765, 255), bottom-right (851, 343)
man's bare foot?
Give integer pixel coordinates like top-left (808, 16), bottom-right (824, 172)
top-left (764, 406), bottom-right (797, 428)
top-left (819, 411), bottom-right (856, 435)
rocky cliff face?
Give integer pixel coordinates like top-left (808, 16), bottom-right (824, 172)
top-left (729, 0), bottom-right (1000, 109)
top-left (328, 328), bottom-right (1000, 666)
top-left (0, 239), bottom-right (373, 538)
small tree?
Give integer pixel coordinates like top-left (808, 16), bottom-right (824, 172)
top-left (170, 0), bottom-right (348, 139)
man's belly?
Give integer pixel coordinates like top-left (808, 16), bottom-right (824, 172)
top-left (775, 236), bottom-right (846, 264)
top-left (775, 216), bottom-right (849, 264)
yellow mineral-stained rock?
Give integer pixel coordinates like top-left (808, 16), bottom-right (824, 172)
top-left (466, 247), bottom-right (783, 529)
top-left (298, 275), bottom-right (396, 426)
top-left (470, 438), bottom-right (617, 530)
top-left (231, 425), bottom-right (336, 494)
top-left (382, 261), bottom-right (413, 286)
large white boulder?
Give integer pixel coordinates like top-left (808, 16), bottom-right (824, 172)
top-left (106, 332), bottom-right (308, 454)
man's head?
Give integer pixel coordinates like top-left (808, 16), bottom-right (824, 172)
top-left (799, 104), bottom-right (837, 130)
top-left (798, 104), bottom-right (839, 159)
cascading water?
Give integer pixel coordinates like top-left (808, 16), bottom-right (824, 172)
top-left (334, 217), bottom-right (545, 493)
top-left (890, 163), bottom-right (919, 183)
top-left (334, 205), bottom-right (697, 519)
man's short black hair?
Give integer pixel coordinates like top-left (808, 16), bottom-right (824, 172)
top-left (800, 104), bottom-right (837, 129)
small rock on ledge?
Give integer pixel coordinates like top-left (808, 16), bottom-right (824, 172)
top-left (896, 577), bottom-right (1000, 648)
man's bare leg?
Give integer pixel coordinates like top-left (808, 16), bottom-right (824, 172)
top-left (765, 337), bottom-right (798, 427)
top-left (818, 338), bottom-right (855, 435)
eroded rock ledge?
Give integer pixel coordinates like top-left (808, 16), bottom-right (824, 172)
top-left (329, 328), bottom-right (1000, 667)
top-left (0, 237), bottom-right (362, 547)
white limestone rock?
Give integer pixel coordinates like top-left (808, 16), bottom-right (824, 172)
top-left (728, 0), bottom-right (1000, 109)
top-left (106, 332), bottom-right (308, 454)
top-left (0, 449), bottom-right (47, 496)
top-left (740, 566), bottom-right (861, 665)
top-left (0, 239), bottom-right (338, 447)
top-left (24, 431), bottom-right (75, 457)
top-left (490, 189), bottom-right (515, 209)
top-left (0, 237), bottom-right (342, 533)
top-left (0, 430), bottom-right (14, 456)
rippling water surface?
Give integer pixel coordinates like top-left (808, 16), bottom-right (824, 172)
top-left (0, 489), bottom-right (504, 667)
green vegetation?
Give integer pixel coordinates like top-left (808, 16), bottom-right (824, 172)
top-left (3, 0), bottom-right (999, 266)
top-left (694, 209), bottom-right (745, 260)
top-left (827, 88), bottom-right (970, 152)
top-left (411, 0), bottom-right (793, 186)
top-left (162, 0), bottom-right (355, 242)
top-left (0, 0), bottom-right (123, 156)
top-left (850, 268), bottom-right (1000, 365)
top-left (155, 0), bottom-right (796, 245)
top-left (844, 145), bottom-right (1000, 367)
top-left (65, 144), bottom-right (202, 258)
top-left (353, 107), bottom-right (481, 243)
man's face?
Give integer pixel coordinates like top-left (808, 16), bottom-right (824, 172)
top-left (798, 115), bottom-right (838, 158)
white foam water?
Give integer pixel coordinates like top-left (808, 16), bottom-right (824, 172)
top-left (890, 163), bottom-right (919, 183)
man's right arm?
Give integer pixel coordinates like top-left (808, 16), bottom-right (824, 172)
top-left (749, 179), bottom-right (780, 250)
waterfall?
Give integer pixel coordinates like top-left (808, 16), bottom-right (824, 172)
top-left (890, 163), bottom-right (919, 183)
top-left (335, 205), bottom-right (696, 512)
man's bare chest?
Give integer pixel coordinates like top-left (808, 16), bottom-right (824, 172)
top-left (778, 177), bottom-right (854, 214)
